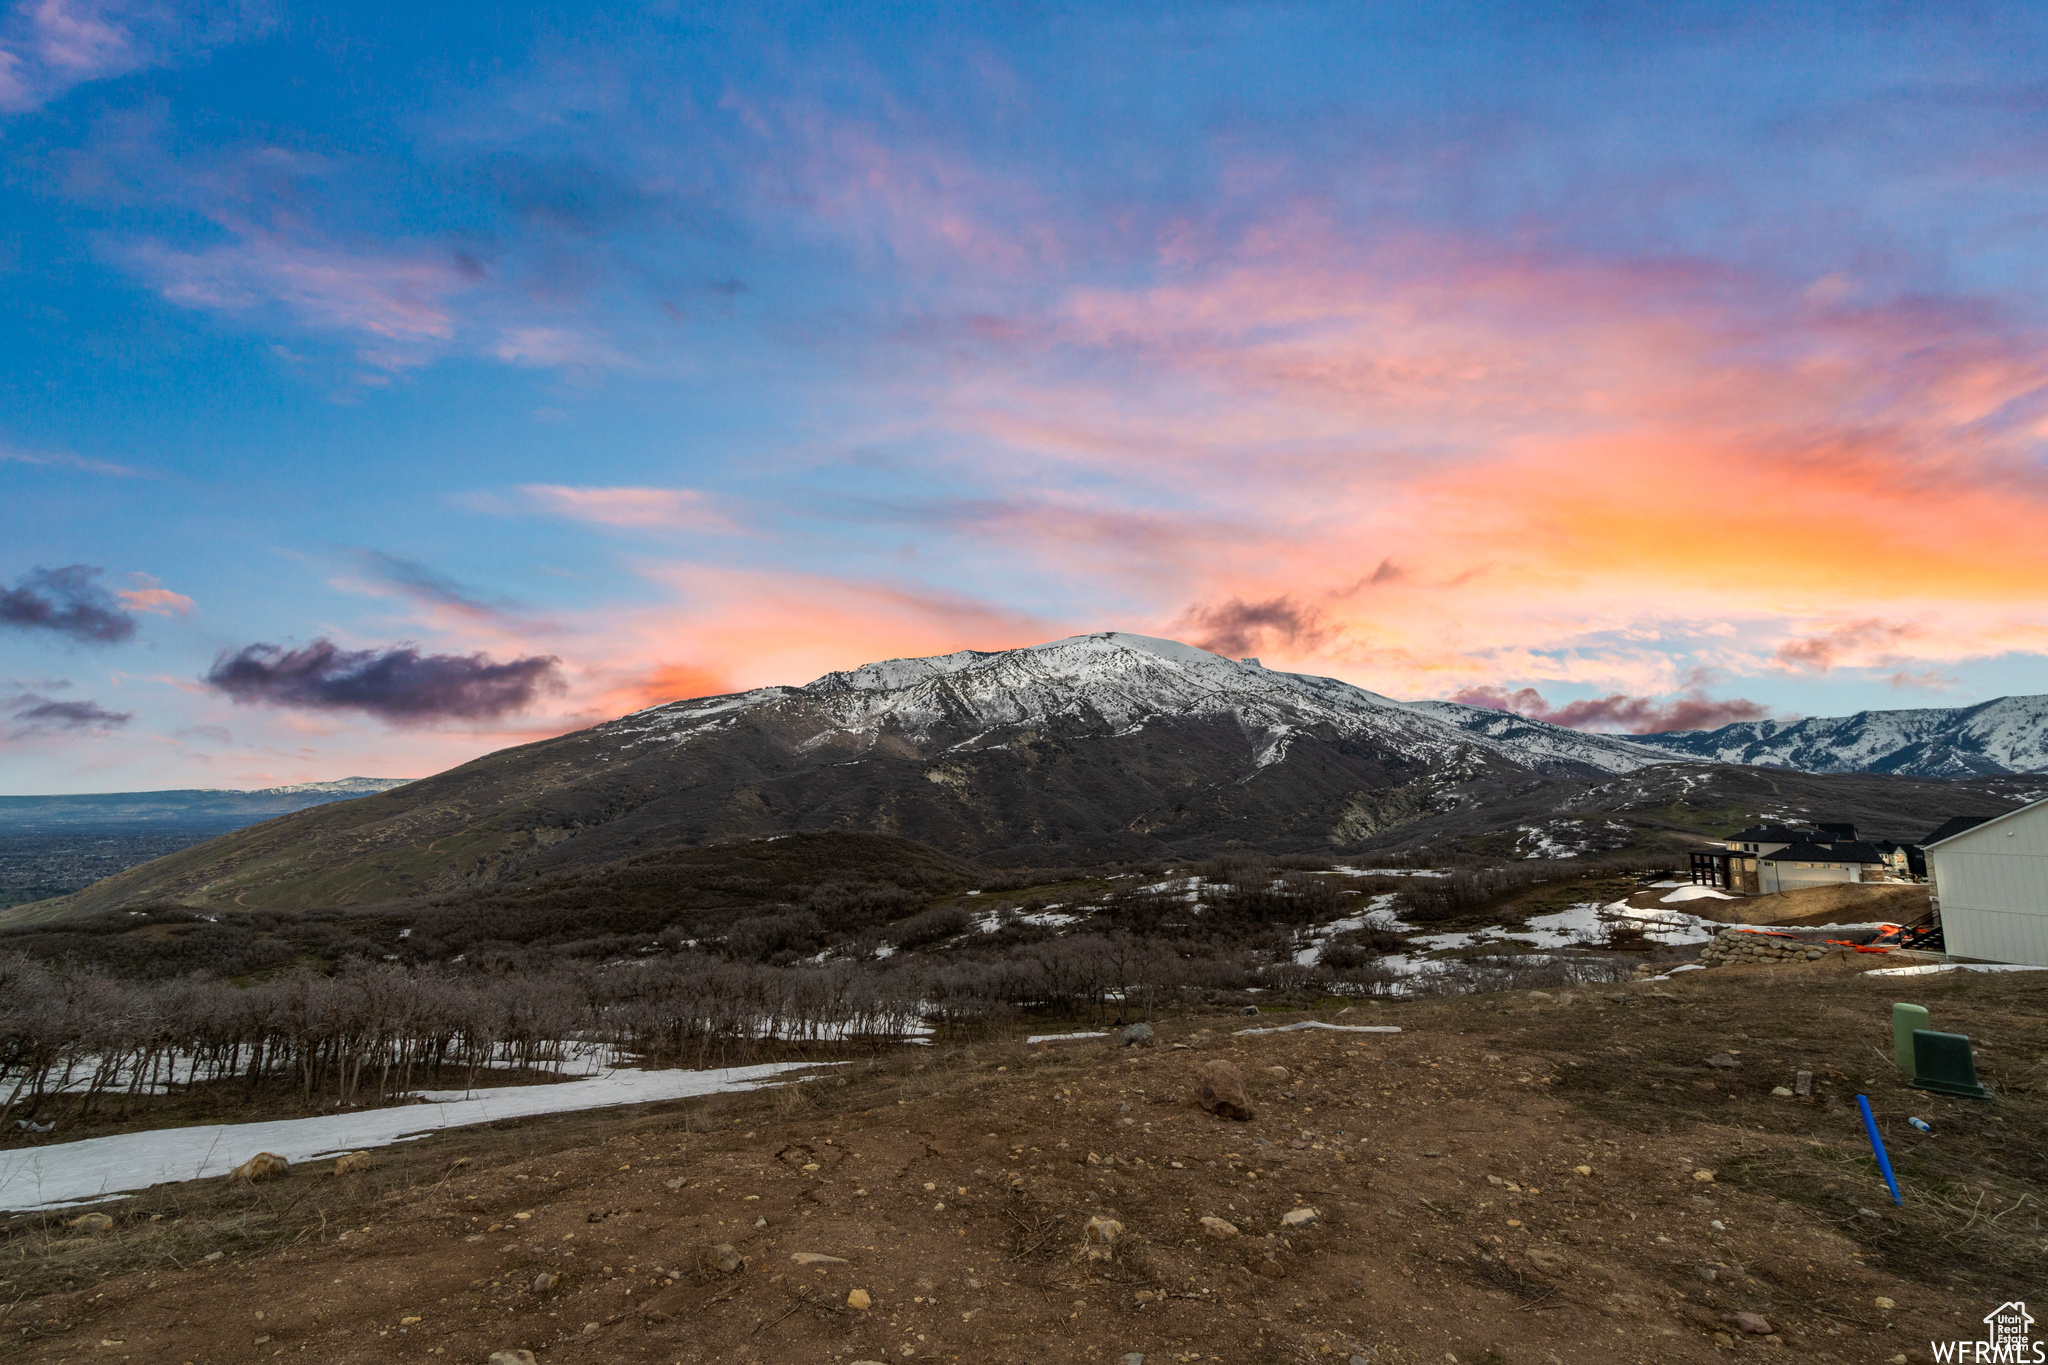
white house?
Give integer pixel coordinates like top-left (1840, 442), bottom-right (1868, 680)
top-left (1925, 796), bottom-right (2048, 967)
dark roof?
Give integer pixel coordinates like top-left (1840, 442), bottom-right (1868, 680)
top-left (1760, 841), bottom-right (1886, 865)
top-left (1919, 815), bottom-right (1994, 845)
top-left (1729, 824), bottom-right (1808, 843)
top-left (1815, 822), bottom-right (1858, 841)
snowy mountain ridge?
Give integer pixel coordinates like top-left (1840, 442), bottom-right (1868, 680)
top-left (618, 633), bottom-right (2048, 779)
top-left (618, 633), bottom-right (1667, 776)
top-left (1633, 695), bottom-right (2048, 777)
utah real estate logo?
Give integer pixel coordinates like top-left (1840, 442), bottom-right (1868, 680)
top-left (1932, 1302), bottom-right (2038, 1363)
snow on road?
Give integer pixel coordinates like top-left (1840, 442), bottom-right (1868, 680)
top-left (0, 1061), bottom-right (827, 1213)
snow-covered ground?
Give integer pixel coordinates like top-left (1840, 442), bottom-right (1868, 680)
top-left (0, 1061), bottom-right (827, 1213)
top-left (1660, 885), bottom-right (1734, 903)
top-left (1864, 962), bottom-right (2048, 978)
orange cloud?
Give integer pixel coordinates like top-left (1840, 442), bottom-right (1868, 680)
top-left (883, 215), bottom-right (2048, 696)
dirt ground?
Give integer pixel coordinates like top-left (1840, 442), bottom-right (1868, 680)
top-left (6, 963), bottom-right (2044, 1365)
top-left (1629, 882), bottom-right (1933, 929)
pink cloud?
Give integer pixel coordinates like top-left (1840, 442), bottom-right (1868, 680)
top-left (1451, 685), bottom-right (1770, 735)
top-left (117, 585), bottom-right (192, 616)
top-left (126, 236), bottom-right (466, 345)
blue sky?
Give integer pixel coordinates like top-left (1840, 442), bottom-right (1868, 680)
top-left (3, 0), bottom-right (2047, 792)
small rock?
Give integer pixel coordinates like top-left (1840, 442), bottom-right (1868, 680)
top-left (1714, 1332), bottom-right (1736, 1349)
top-left (1240, 1005), bottom-right (1260, 1016)
top-left (1199, 1216), bottom-right (1240, 1240)
top-left (1794, 1070), bottom-right (1814, 1097)
top-left (1280, 1207), bottom-right (1318, 1227)
top-left (581, 1321), bottom-right (599, 1335)
top-left (1351, 1357), bottom-right (1372, 1365)
top-left (1194, 1059), bottom-right (1255, 1121)
top-left (1266, 1066), bottom-right (1290, 1079)
top-left (1692, 1169), bottom-right (1716, 1182)
top-left (67, 1212), bottom-right (114, 1234)
top-left (1573, 1165), bottom-right (1593, 1176)
top-left (488, 1353), bottom-right (537, 1365)
top-left (1254, 1253), bottom-right (1287, 1279)
top-left (1423, 1150), bottom-right (1444, 1159)
top-left (1081, 1215), bottom-right (1124, 1260)
top-left (790, 1252), bottom-right (847, 1265)
top-left (1874, 1296), bottom-right (1895, 1310)
top-left (231, 1151), bottom-right (288, 1182)
top-left (665, 1176), bottom-right (686, 1190)
top-left (1525, 1248), bottom-right (1567, 1275)
top-left (1771, 1086), bottom-right (1794, 1097)
top-left (1706, 1054), bottom-right (1739, 1069)
top-left (1120, 1023), bottom-right (1155, 1047)
top-left (531, 1272), bottom-right (558, 1293)
top-left (1123, 1355), bottom-right (1146, 1365)
top-left (1728, 1311), bottom-right (1773, 1334)
top-left (333, 1151), bottom-right (374, 1176)
top-left (705, 1243), bottom-right (744, 1274)
top-left (847, 1288), bottom-right (873, 1310)
top-left (400, 1316), bottom-right (422, 1326)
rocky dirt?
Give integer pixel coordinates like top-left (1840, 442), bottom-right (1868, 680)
top-left (6, 964), bottom-right (2044, 1365)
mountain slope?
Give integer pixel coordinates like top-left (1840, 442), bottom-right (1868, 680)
top-left (1635, 695), bottom-right (2048, 776)
top-left (20, 634), bottom-right (1660, 916)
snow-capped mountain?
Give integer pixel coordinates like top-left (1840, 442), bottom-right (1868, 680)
top-left (40, 634), bottom-right (2042, 915)
top-left (1633, 696), bottom-right (2048, 777)
top-left (617, 633), bottom-right (1662, 776)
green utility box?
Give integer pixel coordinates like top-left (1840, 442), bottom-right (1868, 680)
top-left (1910, 1030), bottom-right (1992, 1101)
top-left (1891, 1003), bottom-right (1930, 1074)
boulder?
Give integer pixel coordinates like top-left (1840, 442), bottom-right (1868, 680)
top-left (489, 1353), bottom-right (538, 1365)
top-left (333, 1151), bottom-right (374, 1176)
top-left (1728, 1311), bottom-right (1773, 1335)
top-left (1195, 1060), bottom-right (1255, 1121)
top-left (1119, 1023), bottom-right (1155, 1047)
top-left (1279, 1207), bottom-right (1318, 1227)
top-left (231, 1152), bottom-right (288, 1182)
top-left (704, 1243), bottom-right (744, 1275)
top-left (1198, 1216), bottom-right (1240, 1240)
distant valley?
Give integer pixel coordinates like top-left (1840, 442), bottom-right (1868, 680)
top-left (0, 779), bottom-right (409, 909)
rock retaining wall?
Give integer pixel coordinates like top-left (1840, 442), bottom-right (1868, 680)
top-left (1696, 928), bottom-right (1830, 967)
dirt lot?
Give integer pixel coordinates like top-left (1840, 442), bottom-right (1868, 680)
top-left (6, 963), bottom-right (2044, 1365)
top-left (1625, 883), bottom-right (1933, 930)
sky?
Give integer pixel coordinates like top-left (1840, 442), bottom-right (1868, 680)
top-left (3, 0), bottom-right (2047, 793)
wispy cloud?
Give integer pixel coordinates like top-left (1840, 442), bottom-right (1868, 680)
top-left (3, 690), bottom-right (132, 735)
top-left (515, 484), bottom-right (738, 533)
top-left (0, 0), bottom-right (270, 115)
top-left (1, 442), bottom-right (148, 477)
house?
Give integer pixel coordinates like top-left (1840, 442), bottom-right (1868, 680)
top-left (1871, 839), bottom-right (1925, 879)
top-left (1689, 821), bottom-right (1902, 895)
top-left (1925, 796), bottom-right (2048, 967)
top-left (1753, 839), bottom-right (1886, 894)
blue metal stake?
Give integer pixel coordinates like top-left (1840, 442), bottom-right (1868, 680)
top-left (1856, 1094), bottom-right (1903, 1206)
